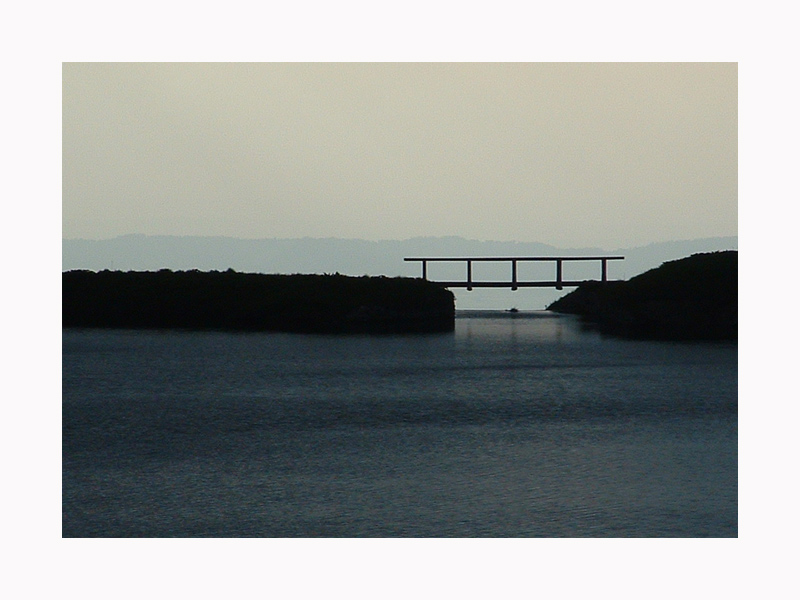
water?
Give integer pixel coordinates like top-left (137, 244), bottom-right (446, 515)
top-left (62, 311), bottom-right (737, 537)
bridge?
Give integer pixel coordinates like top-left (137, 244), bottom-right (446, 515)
top-left (404, 256), bottom-right (625, 290)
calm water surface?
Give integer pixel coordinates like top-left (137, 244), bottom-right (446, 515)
top-left (62, 311), bottom-right (737, 537)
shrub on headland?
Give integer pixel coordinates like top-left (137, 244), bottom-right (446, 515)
top-left (547, 251), bottom-right (737, 341)
top-left (62, 270), bottom-right (455, 333)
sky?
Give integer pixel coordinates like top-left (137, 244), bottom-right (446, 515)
top-left (63, 62), bottom-right (737, 249)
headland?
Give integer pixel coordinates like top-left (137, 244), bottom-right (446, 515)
top-left (62, 270), bottom-right (455, 334)
top-left (547, 251), bottom-right (737, 341)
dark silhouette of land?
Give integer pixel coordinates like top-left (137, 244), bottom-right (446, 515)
top-left (62, 270), bottom-right (455, 333)
top-left (547, 251), bottom-right (737, 341)
top-left (62, 235), bottom-right (737, 310)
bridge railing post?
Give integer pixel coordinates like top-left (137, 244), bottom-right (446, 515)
top-left (601, 258), bottom-right (607, 282)
top-left (556, 259), bottom-right (563, 290)
top-left (467, 260), bottom-right (473, 291)
top-left (421, 260), bottom-right (427, 280)
top-left (511, 259), bottom-right (518, 291)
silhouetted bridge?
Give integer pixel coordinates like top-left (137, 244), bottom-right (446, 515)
top-left (404, 256), bottom-right (625, 290)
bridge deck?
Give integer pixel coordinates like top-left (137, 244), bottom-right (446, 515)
top-left (425, 280), bottom-right (608, 288)
top-left (404, 256), bottom-right (624, 290)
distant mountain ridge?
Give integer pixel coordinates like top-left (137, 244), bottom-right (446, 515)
top-left (62, 235), bottom-right (738, 310)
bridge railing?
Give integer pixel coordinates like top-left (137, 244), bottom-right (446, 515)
top-left (404, 256), bottom-right (625, 290)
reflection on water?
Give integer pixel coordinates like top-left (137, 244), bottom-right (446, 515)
top-left (457, 310), bottom-right (581, 344)
top-left (63, 312), bottom-right (737, 537)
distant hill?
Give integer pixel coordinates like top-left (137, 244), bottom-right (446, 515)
top-left (548, 251), bottom-right (737, 340)
top-left (62, 235), bottom-right (738, 310)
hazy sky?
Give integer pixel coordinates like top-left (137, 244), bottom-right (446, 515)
top-left (63, 62), bottom-right (736, 248)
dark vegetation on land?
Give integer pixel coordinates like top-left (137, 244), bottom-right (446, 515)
top-left (547, 251), bottom-right (737, 341)
top-left (62, 270), bottom-right (455, 333)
